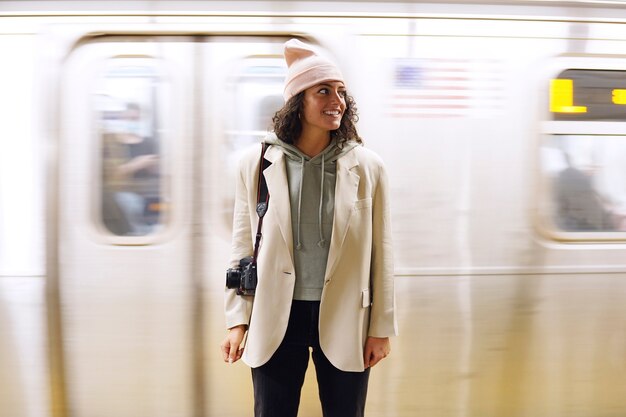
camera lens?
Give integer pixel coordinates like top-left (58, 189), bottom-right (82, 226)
top-left (225, 268), bottom-right (241, 289)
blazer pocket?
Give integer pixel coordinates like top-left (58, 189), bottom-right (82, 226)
top-left (353, 198), bottom-right (372, 211)
top-left (361, 288), bottom-right (371, 308)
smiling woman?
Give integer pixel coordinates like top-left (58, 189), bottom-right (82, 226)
top-left (221, 39), bottom-right (397, 417)
top-left (271, 46), bottom-right (361, 149)
top-left (299, 82), bottom-right (347, 145)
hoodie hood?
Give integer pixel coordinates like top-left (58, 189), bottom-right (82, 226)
top-left (263, 132), bottom-right (357, 165)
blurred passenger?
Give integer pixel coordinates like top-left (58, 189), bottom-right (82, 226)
top-left (554, 152), bottom-right (615, 231)
top-left (220, 39), bottom-right (397, 417)
top-left (595, 138), bottom-right (626, 231)
top-left (102, 102), bottom-right (160, 235)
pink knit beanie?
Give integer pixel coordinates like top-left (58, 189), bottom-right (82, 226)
top-left (283, 39), bottom-right (345, 101)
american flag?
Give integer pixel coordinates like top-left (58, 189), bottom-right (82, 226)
top-left (389, 58), bottom-right (504, 118)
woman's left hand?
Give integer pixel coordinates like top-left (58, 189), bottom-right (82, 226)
top-left (363, 336), bottom-right (391, 368)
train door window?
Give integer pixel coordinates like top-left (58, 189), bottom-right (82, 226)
top-left (218, 53), bottom-right (285, 227)
top-left (224, 55), bottom-right (285, 154)
top-left (542, 135), bottom-right (626, 232)
top-left (202, 38), bottom-right (289, 232)
top-left (95, 59), bottom-right (170, 237)
top-left (541, 68), bottom-right (626, 240)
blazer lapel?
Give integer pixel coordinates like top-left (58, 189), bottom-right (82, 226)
top-left (263, 146), bottom-right (294, 260)
top-left (324, 150), bottom-right (360, 280)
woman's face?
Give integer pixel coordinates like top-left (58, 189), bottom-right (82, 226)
top-left (300, 81), bottom-right (347, 135)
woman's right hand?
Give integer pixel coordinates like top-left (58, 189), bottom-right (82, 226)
top-left (220, 325), bottom-right (247, 364)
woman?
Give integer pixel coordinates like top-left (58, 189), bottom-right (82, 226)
top-left (220, 39), bottom-right (397, 417)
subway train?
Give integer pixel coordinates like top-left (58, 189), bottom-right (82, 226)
top-left (2, 1), bottom-right (626, 416)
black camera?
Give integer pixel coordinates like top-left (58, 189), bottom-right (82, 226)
top-left (226, 256), bottom-right (257, 296)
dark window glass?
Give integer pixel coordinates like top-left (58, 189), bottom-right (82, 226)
top-left (551, 69), bottom-right (626, 121)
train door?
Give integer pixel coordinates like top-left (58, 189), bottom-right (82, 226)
top-left (197, 37), bottom-right (288, 417)
top-left (55, 34), bottom-right (289, 417)
top-left (57, 37), bottom-right (198, 417)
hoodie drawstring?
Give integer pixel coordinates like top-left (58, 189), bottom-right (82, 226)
top-left (296, 156), bottom-right (305, 250)
top-left (317, 156), bottom-right (326, 248)
top-left (295, 154), bottom-right (326, 250)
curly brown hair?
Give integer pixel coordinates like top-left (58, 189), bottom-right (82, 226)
top-left (271, 90), bottom-right (362, 147)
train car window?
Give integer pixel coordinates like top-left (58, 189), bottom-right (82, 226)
top-left (95, 60), bottom-right (169, 237)
top-left (550, 69), bottom-right (626, 121)
top-left (542, 135), bottom-right (626, 234)
top-left (542, 68), bottom-right (626, 238)
top-left (224, 56), bottom-right (285, 154)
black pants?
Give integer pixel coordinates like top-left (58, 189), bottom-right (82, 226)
top-left (251, 300), bottom-right (370, 417)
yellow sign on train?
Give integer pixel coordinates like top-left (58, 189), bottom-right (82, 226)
top-left (613, 89), bottom-right (626, 105)
top-left (550, 79), bottom-right (587, 114)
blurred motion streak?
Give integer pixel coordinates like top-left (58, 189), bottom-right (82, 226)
top-left (1, 1), bottom-right (626, 417)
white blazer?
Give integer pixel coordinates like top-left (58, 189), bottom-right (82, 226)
top-left (225, 142), bottom-right (397, 372)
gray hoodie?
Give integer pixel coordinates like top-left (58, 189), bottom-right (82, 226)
top-left (264, 133), bottom-right (358, 301)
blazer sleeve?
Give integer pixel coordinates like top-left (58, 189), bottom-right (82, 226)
top-left (368, 160), bottom-right (398, 338)
top-left (224, 154), bottom-right (255, 329)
